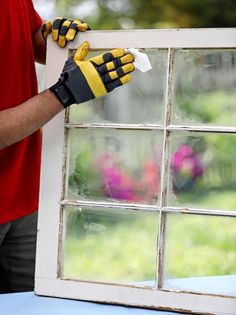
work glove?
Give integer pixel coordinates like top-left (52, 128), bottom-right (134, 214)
top-left (41, 17), bottom-right (90, 48)
top-left (50, 41), bottom-right (135, 107)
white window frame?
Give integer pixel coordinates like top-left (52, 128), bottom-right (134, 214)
top-left (35, 29), bottom-right (236, 315)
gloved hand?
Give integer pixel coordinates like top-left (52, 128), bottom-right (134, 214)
top-left (41, 17), bottom-right (90, 48)
top-left (50, 41), bottom-right (135, 107)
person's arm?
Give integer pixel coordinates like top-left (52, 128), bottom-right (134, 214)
top-left (0, 42), bottom-right (134, 150)
top-left (0, 90), bottom-right (63, 149)
top-left (33, 27), bottom-right (47, 64)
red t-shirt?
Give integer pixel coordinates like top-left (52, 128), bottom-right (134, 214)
top-left (0, 0), bottom-right (42, 224)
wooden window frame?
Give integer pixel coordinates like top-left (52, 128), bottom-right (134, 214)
top-left (35, 29), bottom-right (236, 314)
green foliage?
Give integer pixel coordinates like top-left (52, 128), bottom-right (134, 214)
top-left (69, 146), bottom-right (103, 198)
top-left (176, 91), bottom-right (236, 125)
top-left (64, 209), bottom-right (158, 282)
top-left (166, 215), bottom-right (236, 277)
top-left (54, 0), bottom-right (236, 30)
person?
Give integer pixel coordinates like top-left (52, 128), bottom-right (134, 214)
top-left (0, 0), bottom-right (134, 293)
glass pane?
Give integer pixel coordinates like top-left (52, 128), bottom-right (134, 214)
top-left (69, 49), bottom-right (168, 124)
top-left (168, 132), bottom-right (236, 211)
top-left (164, 213), bottom-right (236, 296)
top-left (66, 128), bottom-right (163, 205)
top-left (172, 50), bottom-right (236, 126)
top-left (63, 206), bottom-right (158, 287)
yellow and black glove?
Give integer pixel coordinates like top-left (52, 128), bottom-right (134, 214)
top-left (41, 17), bottom-right (90, 48)
top-left (50, 41), bottom-right (135, 107)
top-left (41, 20), bottom-right (52, 40)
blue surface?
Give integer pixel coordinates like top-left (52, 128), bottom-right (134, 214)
top-left (1, 275), bottom-right (235, 314)
top-left (0, 292), bottom-right (183, 315)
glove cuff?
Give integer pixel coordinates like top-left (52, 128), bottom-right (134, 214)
top-left (49, 79), bottom-right (76, 108)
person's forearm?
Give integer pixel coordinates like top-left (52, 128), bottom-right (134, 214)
top-left (33, 28), bottom-right (47, 64)
top-left (0, 90), bottom-right (63, 149)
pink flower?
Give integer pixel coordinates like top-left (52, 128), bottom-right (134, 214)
top-left (98, 154), bottom-right (160, 203)
top-left (99, 154), bottom-right (136, 201)
top-left (171, 144), bottom-right (204, 179)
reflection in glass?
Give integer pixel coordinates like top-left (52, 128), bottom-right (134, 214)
top-left (172, 50), bottom-right (236, 126)
top-left (164, 213), bottom-right (236, 296)
top-left (63, 206), bottom-right (158, 287)
top-left (168, 132), bottom-right (236, 211)
top-left (66, 129), bottom-right (163, 205)
top-left (69, 49), bottom-right (168, 124)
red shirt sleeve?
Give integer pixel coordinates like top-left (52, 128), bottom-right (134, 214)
top-left (28, 0), bottom-right (42, 34)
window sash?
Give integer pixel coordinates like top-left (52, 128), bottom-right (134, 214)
top-left (35, 29), bottom-right (236, 315)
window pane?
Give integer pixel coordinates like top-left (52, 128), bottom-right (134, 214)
top-left (168, 132), bottom-right (236, 211)
top-left (172, 50), bottom-right (236, 126)
top-left (69, 49), bottom-right (168, 124)
top-left (164, 213), bottom-right (236, 296)
top-left (66, 128), bottom-right (163, 205)
top-left (62, 206), bottom-right (158, 288)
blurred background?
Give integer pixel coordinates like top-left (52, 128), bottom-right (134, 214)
top-left (34, 0), bottom-right (236, 29)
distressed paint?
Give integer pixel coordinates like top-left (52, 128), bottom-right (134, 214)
top-left (61, 200), bottom-right (160, 212)
top-left (66, 29), bottom-right (236, 49)
top-left (157, 48), bottom-right (175, 289)
top-left (35, 278), bottom-right (236, 315)
top-left (166, 207), bottom-right (236, 217)
top-left (35, 40), bottom-right (68, 280)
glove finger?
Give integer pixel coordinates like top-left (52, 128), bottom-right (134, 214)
top-left (105, 74), bottom-right (132, 93)
top-left (103, 63), bottom-right (135, 83)
top-left (65, 20), bottom-right (80, 41)
top-left (58, 19), bottom-right (73, 48)
top-left (52, 17), bottom-right (67, 41)
top-left (41, 20), bottom-right (52, 40)
top-left (74, 41), bottom-right (90, 61)
top-left (98, 53), bottom-right (134, 74)
top-left (120, 53), bottom-right (135, 64)
top-left (89, 48), bottom-right (125, 66)
top-left (77, 22), bottom-right (90, 32)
